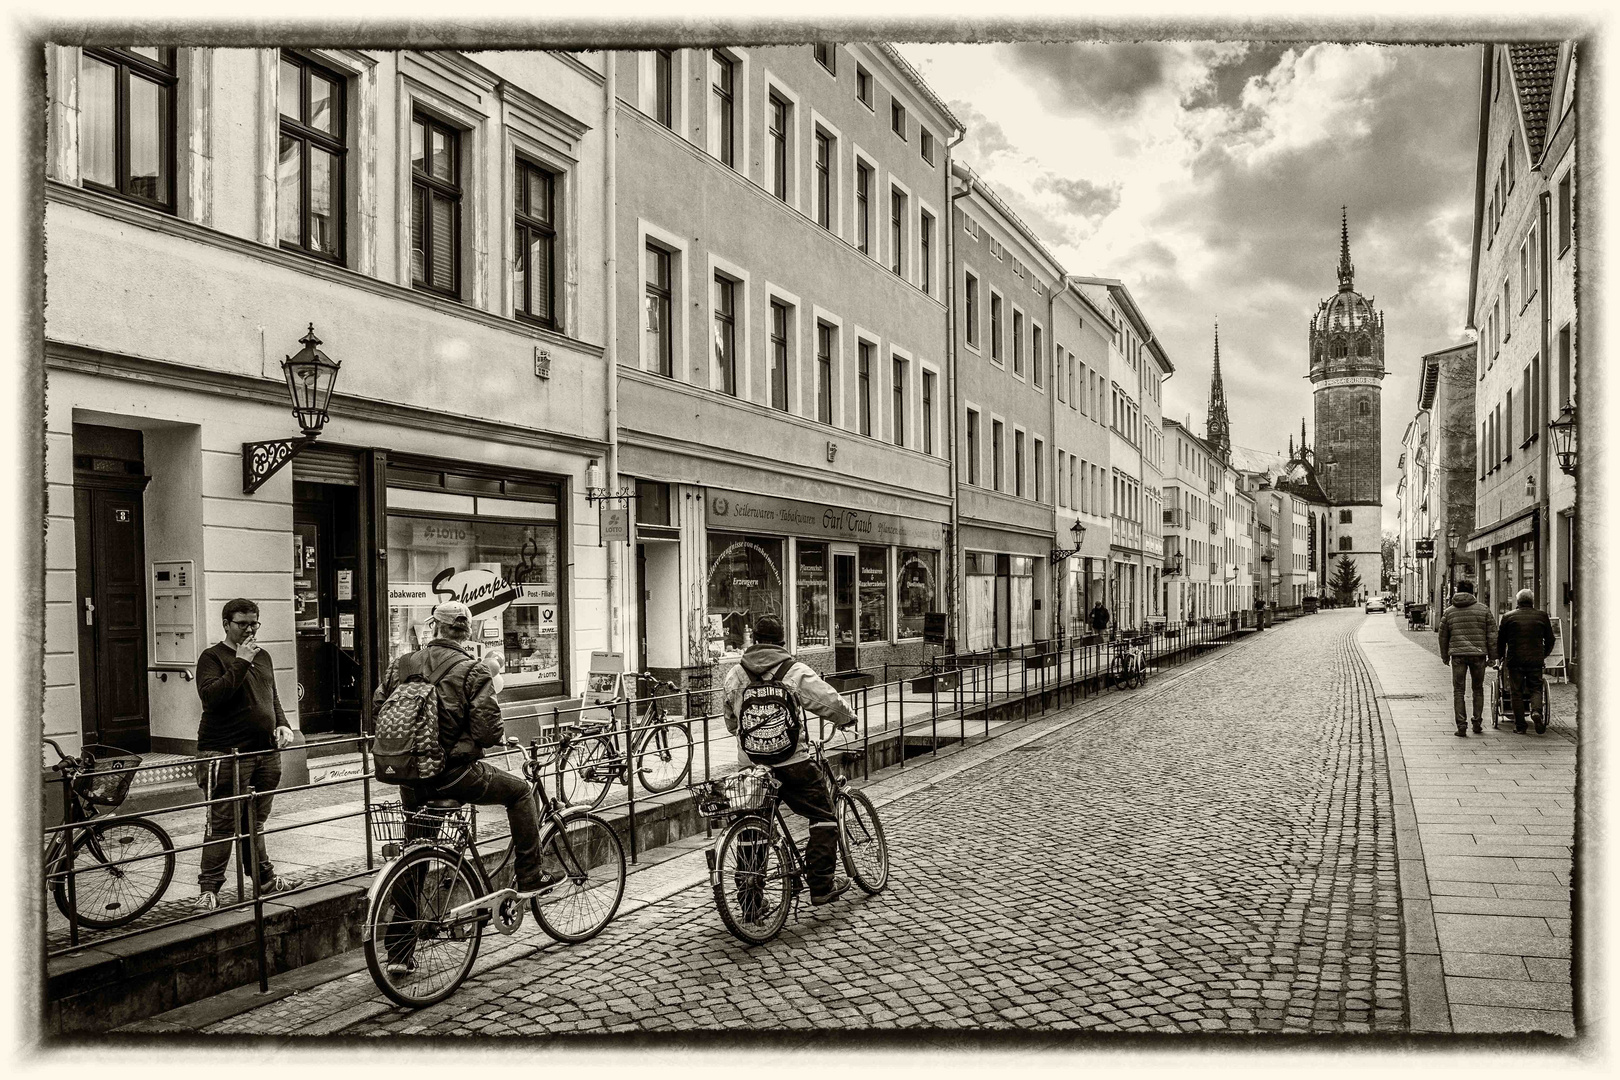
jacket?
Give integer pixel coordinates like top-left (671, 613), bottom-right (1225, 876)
top-left (1497, 607), bottom-right (1555, 667)
top-left (196, 642), bottom-right (290, 752)
top-left (722, 644), bottom-right (857, 768)
top-left (374, 638), bottom-right (502, 781)
top-left (1437, 593), bottom-right (1496, 664)
top-left (1089, 605), bottom-right (1111, 632)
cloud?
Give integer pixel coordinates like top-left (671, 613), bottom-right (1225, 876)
top-left (1035, 174), bottom-right (1123, 220)
top-left (1005, 42), bottom-right (1176, 116)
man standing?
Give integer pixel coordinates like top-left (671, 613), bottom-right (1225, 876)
top-left (194, 599), bottom-right (297, 910)
top-left (1497, 589), bottom-right (1556, 734)
top-left (1253, 595), bottom-right (1266, 631)
top-left (1089, 600), bottom-right (1111, 636)
top-left (1437, 578), bottom-right (1496, 738)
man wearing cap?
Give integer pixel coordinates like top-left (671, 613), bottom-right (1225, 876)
top-left (374, 602), bottom-right (548, 894)
top-left (1497, 588), bottom-right (1556, 734)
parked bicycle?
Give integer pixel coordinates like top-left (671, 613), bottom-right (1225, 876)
top-left (693, 732), bottom-right (888, 945)
top-left (1106, 634), bottom-right (1148, 691)
top-left (555, 672), bottom-right (693, 809)
top-left (42, 737), bottom-right (176, 930)
top-left (362, 736), bottom-right (628, 1009)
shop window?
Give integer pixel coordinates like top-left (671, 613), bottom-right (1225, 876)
top-left (858, 546), bottom-right (888, 643)
top-left (278, 51), bottom-right (346, 261)
top-left (706, 533), bottom-right (784, 654)
top-left (897, 549), bottom-right (938, 640)
top-left (796, 542), bottom-right (829, 648)
top-left (386, 514), bottom-right (563, 696)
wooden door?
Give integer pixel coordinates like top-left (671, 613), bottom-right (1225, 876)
top-left (74, 480), bottom-right (151, 752)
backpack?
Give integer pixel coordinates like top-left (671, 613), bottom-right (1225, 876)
top-left (736, 659), bottom-right (804, 766)
top-left (373, 651), bottom-right (474, 785)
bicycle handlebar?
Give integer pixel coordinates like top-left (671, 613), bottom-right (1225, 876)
top-left (42, 737), bottom-right (72, 768)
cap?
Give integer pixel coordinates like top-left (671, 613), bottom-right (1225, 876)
top-left (431, 600), bottom-right (473, 629)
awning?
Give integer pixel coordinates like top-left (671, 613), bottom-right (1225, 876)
top-left (1465, 507), bottom-right (1538, 553)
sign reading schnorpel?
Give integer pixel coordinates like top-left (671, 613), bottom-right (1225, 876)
top-left (704, 489), bottom-right (945, 549)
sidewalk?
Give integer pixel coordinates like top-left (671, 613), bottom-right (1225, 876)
top-left (1356, 613), bottom-right (1575, 1036)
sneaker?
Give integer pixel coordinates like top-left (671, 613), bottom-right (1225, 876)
top-left (193, 890), bottom-right (220, 912)
top-left (1534, 714), bottom-right (1547, 734)
top-left (1472, 720), bottom-right (1484, 734)
top-left (516, 872), bottom-right (565, 897)
top-left (258, 875), bottom-right (300, 895)
top-left (1515, 721), bottom-right (1528, 734)
top-left (811, 877), bottom-right (852, 906)
top-left (385, 958), bottom-right (416, 977)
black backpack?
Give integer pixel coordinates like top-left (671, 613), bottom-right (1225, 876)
top-left (736, 659), bottom-right (804, 766)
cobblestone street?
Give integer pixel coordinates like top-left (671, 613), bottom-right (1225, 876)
top-left (178, 610), bottom-right (1420, 1039)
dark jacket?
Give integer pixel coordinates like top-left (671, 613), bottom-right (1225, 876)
top-left (1497, 607), bottom-right (1555, 667)
top-left (1438, 592), bottom-right (1496, 664)
top-left (1089, 605), bottom-right (1111, 632)
top-left (196, 642), bottom-right (290, 751)
top-left (374, 638), bottom-right (501, 780)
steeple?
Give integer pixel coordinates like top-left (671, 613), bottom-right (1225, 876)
top-left (1337, 206), bottom-right (1355, 293)
top-left (1206, 318), bottom-right (1231, 465)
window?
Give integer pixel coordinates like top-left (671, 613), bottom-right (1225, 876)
top-left (920, 127), bottom-right (934, 164)
top-left (992, 420), bottom-right (1005, 491)
top-left (964, 273), bottom-right (979, 346)
top-left (653, 49), bottom-right (674, 128)
top-left (814, 131), bottom-right (832, 229)
top-left (990, 294), bottom-right (1002, 363)
top-left (858, 546), bottom-right (888, 643)
top-left (856, 65), bottom-right (871, 106)
top-left (644, 244), bottom-right (673, 377)
top-left (713, 274), bottom-right (737, 396)
top-left (1493, 404), bottom-right (1502, 467)
top-left (411, 112), bottom-right (461, 297)
top-left (966, 409), bottom-right (980, 485)
top-left (1505, 388), bottom-right (1514, 453)
top-left (1032, 327), bottom-right (1043, 388)
top-left (890, 187), bottom-right (905, 276)
top-left (1057, 450), bottom-right (1066, 507)
top-left (1055, 346), bottom-right (1065, 401)
top-left (896, 550), bottom-right (938, 640)
top-left (816, 321), bottom-right (835, 424)
top-left (1014, 430), bottom-right (1025, 497)
top-left (769, 94), bottom-right (789, 202)
top-left (1073, 459), bottom-right (1081, 512)
top-left (1507, 132), bottom-right (1517, 190)
top-left (1033, 439), bottom-right (1044, 503)
top-left (1521, 365), bottom-right (1532, 444)
top-left (1358, 399), bottom-right (1371, 417)
top-left (1338, 536), bottom-right (1353, 552)
top-left (814, 44), bottom-right (836, 75)
top-left (1012, 310), bottom-right (1024, 376)
top-left (1069, 355), bottom-right (1077, 410)
top-left (856, 163), bottom-right (871, 254)
top-left (796, 542), bottom-right (829, 649)
top-left (1558, 172), bottom-right (1572, 254)
top-left (1339, 509), bottom-right (1351, 524)
top-left (513, 159), bottom-right (559, 328)
top-left (858, 341), bottom-right (873, 436)
top-left (920, 211), bottom-right (933, 293)
top-left (892, 357), bottom-right (906, 446)
top-left (921, 371), bottom-right (935, 455)
top-left (710, 52), bottom-right (736, 168)
top-left (1525, 228), bottom-right (1538, 304)
top-left (278, 52), bottom-right (345, 260)
top-left (80, 47), bottom-right (177, 210)
top-left (1558, 324), bottom-right (1571, 408)
top-left (891, 98), bottom-right (907, 140)
top-left (769, 300), bottom-right (790, 411)
top-left (707, 534), bottom-right (784, 653)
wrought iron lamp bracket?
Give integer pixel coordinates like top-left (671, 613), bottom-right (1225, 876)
top-left (242, 436), bottom-right (316, 495)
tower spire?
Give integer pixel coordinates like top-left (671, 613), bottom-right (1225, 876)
top-left (1337, 206), bottom-right (1355, 292)
top-left (1206, 318), bottom-right (1231, 465)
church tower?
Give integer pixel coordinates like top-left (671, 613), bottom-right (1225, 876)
top-left (1206, 319), bottom-right (1231, 465)
top-left (1308, 208), bottom-right (1385, 597)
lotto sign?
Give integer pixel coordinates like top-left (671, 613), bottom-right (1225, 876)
top-left (601, 504), bottom-right (630, 543)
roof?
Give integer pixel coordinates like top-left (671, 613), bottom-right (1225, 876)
top-left (1508, 43), bottom-right (1562, 161)
top-left (952, 161), bottom-right (1067, 282)
top-left (1067, 275), bottom-right (1176, 375)
top-left (1229, 445), bottom-right (1290, 478)
top-left (879, 44), bottom-right (965, 138)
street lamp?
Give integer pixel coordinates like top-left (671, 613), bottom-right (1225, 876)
top-left (1446, 526), bottom-right (1459, 600)
top-left (243, 325), bottom-right (342, 494)
top-left (1548, 403), bottom-right (1577, 475)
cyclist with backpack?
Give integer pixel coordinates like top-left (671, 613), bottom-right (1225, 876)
top-left (372, 601), bottom-right (550, 899)
top-left (721, 614), bottom-right (858, 906)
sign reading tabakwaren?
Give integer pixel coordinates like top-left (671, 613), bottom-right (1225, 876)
top-left (705, 489), bottom-right (944, 549)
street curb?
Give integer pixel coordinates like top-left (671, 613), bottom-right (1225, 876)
top-left (1353, 630), bottom-right (1453, 1034)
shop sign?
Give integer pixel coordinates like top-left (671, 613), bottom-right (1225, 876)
top-left (1414, 538), bottom-right (1435, 559)
top-left (388, 572), bottom-right (557, 615)
top-left (923, 612), bottom-right (948, 645)
top-left (601, 504), bottom-right (630, 543)
top-left (706, 489), bottom-right (943, 549)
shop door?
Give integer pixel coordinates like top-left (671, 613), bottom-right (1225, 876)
top-left (294, 482), bottom-right (364, 735)
top-left (833, 550), bottom-right (858, 671)
top-left (994, 555), bottom-right (1011, 650)
top-left (636, 543), bottom-right (649, 673)
top-left (74, 478), bottom-right (151, 752)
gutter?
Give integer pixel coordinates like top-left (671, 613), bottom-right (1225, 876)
top-left (603, 53), bottom-right (621, 653)
top-left (944, 129), bottom-right (969, 650)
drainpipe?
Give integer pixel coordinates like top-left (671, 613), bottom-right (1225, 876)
top-left (1537, 185), bottom-right (1551, 619)
top-left (603, 53), bottom-right (620, 655)
top-left (944, 134), bottom-right (968, 651)
top-left (1139, 330), bottom-right (1153, 630)
top-left (1046, 273), bottom-right (1058, 643)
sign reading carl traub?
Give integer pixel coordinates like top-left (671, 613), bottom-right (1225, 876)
top-left (705, 489), bottom-right (943, 549)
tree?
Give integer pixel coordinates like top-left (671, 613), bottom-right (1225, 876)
top-left (1380, 531), bottom-right (1398, 590)
top-left (1329, 555), bottom-right (1363, 604)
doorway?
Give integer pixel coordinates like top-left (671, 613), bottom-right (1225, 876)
top-left (73, 424), bottom-right (152, 753)
top-left (833, 548), bottom-right (858, 671)
top-left (293, 481), bottom-right (363, 736)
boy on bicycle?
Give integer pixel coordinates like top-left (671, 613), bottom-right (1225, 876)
top-left (721, 614), bottom-right (858, 905)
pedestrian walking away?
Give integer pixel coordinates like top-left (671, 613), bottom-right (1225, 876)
top-left (1496, 588), bottom-right (1556, 734)
top-left (1436, 578), bottom-right (1496, 737)
top-left (721, 614), bottom-right (859, 906)
top-left (1253, 596), bottom-right (1265, 630)
top-left (193, 598), bottom-right (298, 910)
top-left (1090, 600), bottom-right (1111, 636)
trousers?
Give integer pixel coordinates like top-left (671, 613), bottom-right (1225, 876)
top-left (197, 750), bottom-right (281, 893)
top-left (1450, 656), bottom-right (1487, 727)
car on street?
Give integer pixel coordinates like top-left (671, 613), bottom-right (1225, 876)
top-left (1365, 597), bottom-right (1388, 613)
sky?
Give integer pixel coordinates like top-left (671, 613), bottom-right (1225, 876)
top-left (899, 40), bottom-right (1482, 533)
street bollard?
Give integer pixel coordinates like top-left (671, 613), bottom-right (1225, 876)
top-left (231, 751), bottom-right (245, 905)
top-left (898, 674), bottom-right (906, 769)
top-left (860, 688), bottom-right (870, 782)
top-left (622, 700), bottom-right (638, 865)
top-left (361, 739), bottom-right (374, 870)
top-left (552, 707), bottom-right (563, 804)
top-left (931, 670), bottom-right (939, 756)
top-left (695, 688), bottom-right (712, 840)
top-left (244, 784), bottom-right (269, 993)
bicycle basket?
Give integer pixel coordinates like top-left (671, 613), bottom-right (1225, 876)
top-left (72, 745), bottom-right (142, 807)
top-left (368, 802), bottom-right (473, 849)
top-left (693, 767), bottom-right (779, 817)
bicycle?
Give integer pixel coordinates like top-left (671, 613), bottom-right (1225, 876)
top-left (555, 672), bottom-right (693, 809)
top-left (42, 737), bottom-right (177, 930)
top-left (361, 736), bottom-right (628, 1009)
top-left (693, 731), bottom-right (888, 946)
top-left (1106, 635), bottom-right (1147, 691)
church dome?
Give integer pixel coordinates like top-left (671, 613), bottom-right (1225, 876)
top-left (1313, 289), bottom-right (1377, 333)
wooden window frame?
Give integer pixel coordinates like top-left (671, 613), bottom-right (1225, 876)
top-left (278, 50), bottom-right (347, 264)
top-left (814, 130), bottom-right (832, 229)
top-left (816, 321), bottom-right (836, 424)
top-left (857, 340), bottom-right (874, 436)
top-left (769, 93), bottom-right (789, 202)
top-left (769, 299), bottom-right (790, 411)
top-left (711, 51), bottom-right (736, 168)
top-left (411, 110), bottom-right (463, 299)
top-left (81, 46), bottom-right (179, 213)
top-left (713, 272), bottom-right (738, 396)
top-left (513, 157), bottom-right (560, 330)
top-left (644, 242), bottom-right (674, 378)
top-left (654, 49), bottom-right (674, 128)
top-left (890, 187), bottom-right (905, 276)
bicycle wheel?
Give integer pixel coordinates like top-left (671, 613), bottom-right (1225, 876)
top-left (52, 817), bottom-right (176, 930)
top-left (363, 847), bottom-right (484, 1009)
top-left (1128, 655), bottom-right (1146, 690)
top-left (634, 719), bottom-right (693, 793)
top-left (712, 815), bottom-right (791, 945)
top-left (557, 735), bottom-right (614, 810)
top-left (530, 811), bottom-right (626, 944)
top-left (837, 789), bottom-right (889, 894)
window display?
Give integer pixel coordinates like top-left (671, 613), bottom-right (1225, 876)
top-left (858, 545), bottom-right (888, 643)
top-left (706, 533), bottom-right (784, 654)
top-left (386, 514), bottom-right (562, 696)
top-left (896, 549), bottom-right (937, 640)
top-left (796, 542), bottom-right (830, 648)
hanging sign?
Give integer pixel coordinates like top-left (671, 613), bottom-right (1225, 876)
top-left (601, 504), bottom-right (630, 543)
